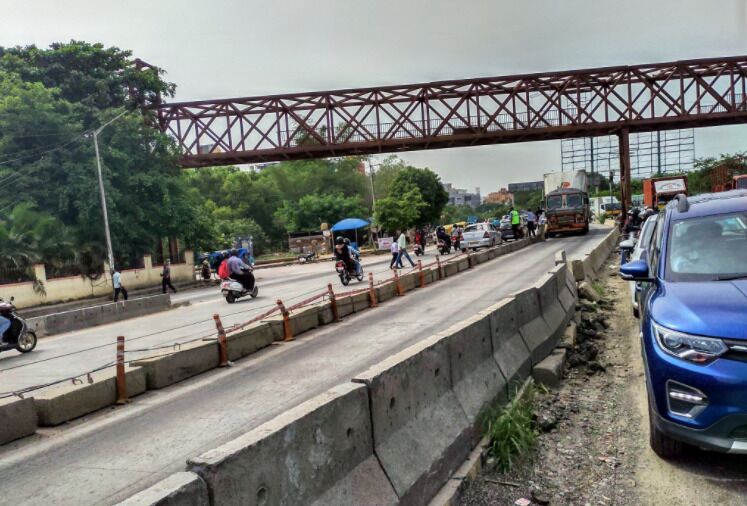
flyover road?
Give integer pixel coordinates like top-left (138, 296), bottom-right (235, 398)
top-left (0, 250), bottom-right (438, 393)
top-left (0, 227), bottom-right (610, 506)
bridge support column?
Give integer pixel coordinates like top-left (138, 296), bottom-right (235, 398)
top-left (618, 129), bottom-right (632, 229)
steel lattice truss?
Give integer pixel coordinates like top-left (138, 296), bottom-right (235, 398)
top-left (155, 56), bottom-right (747, 167)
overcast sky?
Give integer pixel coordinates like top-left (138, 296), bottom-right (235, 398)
top-left (2, 0), bottom-right (746, 192)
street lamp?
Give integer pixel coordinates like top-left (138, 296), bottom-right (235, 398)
top-left (368, 160), bottom-right (379, 208)
top-left (92, 110), bottom-right (129, 273)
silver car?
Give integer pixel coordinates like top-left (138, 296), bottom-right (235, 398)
top-left (461, 222), bottom-right (501, 251)
top-left (622, 214), bottom-right (658, 318)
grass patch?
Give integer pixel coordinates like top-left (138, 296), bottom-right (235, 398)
top-left (592, 280), bottom-right (607, 296)
top-left (484, 384), bottom-right (537, 472)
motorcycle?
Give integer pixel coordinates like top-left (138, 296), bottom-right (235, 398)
top-left (437, 239), bottom-right (451, 255)
top-left (220, 278), bottom-right (259, 303)
top-left (297, 251), bottom-right (316, 264)
top-left (413, 243), bottom-right (424, 256)
top-left (0, 297), bottom-right (37, 355)
top-left (335, 260), bottom-right (364, 286)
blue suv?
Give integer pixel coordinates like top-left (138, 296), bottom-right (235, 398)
top-left (620, 190), bottom-right (747, 458)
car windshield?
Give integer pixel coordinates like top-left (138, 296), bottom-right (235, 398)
top-left (465, 224), bottom-right (479, 232)
top-left (546, 195), bottom-right (563, 210)
top-left (566, 193), bottom-right (583, 207)
top-left (666, 211), bottom-right (747, 281)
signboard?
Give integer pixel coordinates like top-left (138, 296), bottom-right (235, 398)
top-left (377, 237), bottom-right (394, 251)
top-left (653, 179), bottom-right (687, 193)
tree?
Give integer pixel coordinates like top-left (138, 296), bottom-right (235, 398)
top-left (386, 165), bottom-right (448, 225)
top-left (275, 193), bottom-right (367, 233)
top-left (374, 184), bottom-right (427, 233)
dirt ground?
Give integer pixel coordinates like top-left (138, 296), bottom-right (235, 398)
top-left (461, 261), bottom-right (747, 506)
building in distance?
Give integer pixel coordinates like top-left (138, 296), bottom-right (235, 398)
top-left (443, 183), bottom-right (481, 209)
top-left (484, 188), bottom-right (514, 205)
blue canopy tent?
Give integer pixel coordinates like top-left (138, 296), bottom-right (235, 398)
top-left (330, 218), bottom-right (370, 250)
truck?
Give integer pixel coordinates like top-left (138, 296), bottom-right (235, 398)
top-left (543, 170), bottom-right (590, 236)
top-left (711, 164), bottom-right (747, 192)
top-left (642, 175), bottom-right (688, 210)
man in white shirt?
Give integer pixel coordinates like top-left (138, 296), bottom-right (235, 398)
top-left (397, 231), bottom-right (416, 268)
top-left (112, 269), bottom-right (128, 302)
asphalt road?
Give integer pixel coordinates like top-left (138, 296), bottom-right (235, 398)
top-left (0, 228), bottom-right (609, 506)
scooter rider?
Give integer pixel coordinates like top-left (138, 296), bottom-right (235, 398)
top-left (436, 226), bottom-right (451, 250)
top-left (227, 248), bottom-right (255, 292)
top-left (335, 237), bottom-right (361, 276)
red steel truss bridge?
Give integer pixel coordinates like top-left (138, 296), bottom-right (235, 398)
top-left (154, 55), bottom-right (747, 208)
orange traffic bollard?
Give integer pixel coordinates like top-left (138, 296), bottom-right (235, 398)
top-left (327, 283), bottom-right (341, 322)
top-left (276, 299), bottom-right (294, 341)
top-left (116, 335), bottom-right (128, 405)
top-left (436, 255), bottom-right (443, 280)
top-left (417, 260), bottom-right (425, 288)
top-left (368, 272), bottom-right (378, 307)
top-left (393, 269), bottom-right (404, 296)
top-left (213, 314), bottom-right (229, 367)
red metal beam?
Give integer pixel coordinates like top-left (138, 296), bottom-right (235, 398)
top-left (153, 56), bottom-right (747, 168)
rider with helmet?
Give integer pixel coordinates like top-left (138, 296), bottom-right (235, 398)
top-left (334, 237), bottom-right (362, 276)
top-left (227, 248), bottom-right (255, 291)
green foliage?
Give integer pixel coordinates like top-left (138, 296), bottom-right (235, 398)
top-left (597, 212), bottom-right (609, 224)
top-left (513, 189), bottom-right (543, 211)
top-left (388, 166), bottom-right (448, 225)
top-left (374, 183), bottom-right (427, 233)
top-left (484, 387), bottom-right (537, 472)
top-left (275, 192), bottom-right (367, 233)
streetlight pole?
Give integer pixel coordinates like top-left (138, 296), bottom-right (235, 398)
top-left (368, 160), bottom-right (378, 208)
top-left (93, 110), bottom-right (128, 273)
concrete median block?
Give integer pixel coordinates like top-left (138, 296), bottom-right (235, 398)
top-left (512, 287), bottom-right (554, 366)
top-left (444, 262), bottom-right (458, 277)
top-left (226, 323), bottom-right (275, 361)
top-left (534, 273), bottom-right (567, 345)
top-left (375, 282), bottom-right (396, 303)
top-left (0, 397), bottom-right (37, 445)
top-left (335, 295), bottom-right (354, 318)
top-left (35, 366), bottom-right (146, 426)
top-left (549, 264), bottom-right (576, 313)
top-left (117, 471), bottom-right (209, 506)
top-left (456, 258), bottom-right (470, 272)
top-left (316, 301), bottom-right (336, 325)
top-left (289, 305), bottom-right (319, 335)
top-left (132, 341), bottom-right (219, 390)
top-left (400, 272), bottom-right (418, 292)
top-left (189, 383), bottom-right (397, 506)
top-left (353, 334), bottom-right (471, 505)
top-left (481, 298), bottom-right (531, 391)
top-left (571, 259), bottom-right (586, 282)
top-left (351, 291), bottom-right (371, 312)
top-left (423, 268), bottom-right (436, 285)
top-left (533, 349), bottom-right (567, 389)
top-left (445, 313), bottom-right (507, 440)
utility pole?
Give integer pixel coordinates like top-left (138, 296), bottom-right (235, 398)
top-left (368, 160), bottom-right (378, 208)
top-left (93, 110), bottom-right (129, 273)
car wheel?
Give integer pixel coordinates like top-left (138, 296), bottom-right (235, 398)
top-left (648, 395), bottom-right (685, 459)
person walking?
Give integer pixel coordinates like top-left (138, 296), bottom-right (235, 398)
top-left (161, 260), bottom-right (177, 294)
top-left (112, 268), bottom-right (128, 301)
top-left (526, 209), bottom-right (537, 237)
top-left (509, 207), bottom-right (521, 240)
top-left (397, 230), bottom-right (416, 267)
top-left (389, 239), bottom-right (402, 269)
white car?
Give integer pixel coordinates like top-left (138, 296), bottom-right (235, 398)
top-left (622, 214), bottom-right (658, 318)
top-left (461, 222), bottom-right (502, 251)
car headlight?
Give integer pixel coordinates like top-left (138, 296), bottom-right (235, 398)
top-left (653, 322), bottom-right (728, 365)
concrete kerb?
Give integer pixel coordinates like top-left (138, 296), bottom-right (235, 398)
top-left (225, 322), bottom-right (275, 362)
top-left (188, 383), bottom-right (397, 506)
top-left (34, 366), bottom-right (147, 426)
top-left (131, 341), bottom-right (219, 390)
top-left (116, 471), bottom-right (209, 506)
top-left (353, 334), bottom-right (471, 505)
top-left (0, 397), bottom-right (37, 445)
top-left (479, 298), bottom-right (531, 391)
top-left (512, 286), bottom-right (554, 366)
top-left (442, 313), bottom-right (507, 441)
top-left (534, 272), bottom-right (568, 346)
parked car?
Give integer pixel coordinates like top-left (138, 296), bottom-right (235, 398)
top-left (619, 214), bottom-right (658, 318)
top-left (461, 222), bottom-right (501, 251)
top-left (620, 190), bottom-right (747, 458)
top-left (498, 215), bottom-right (527, 241)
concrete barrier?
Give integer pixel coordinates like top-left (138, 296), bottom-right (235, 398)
top-left (534, 273), bottom-right (567, 345)
top-left (444, 262), bottom-right (458, 277)
top-left (316, 301), bottom-right (336, 325)
top-left (400, 272), bottom-right (418, 292)
top-left (289, 305), bottom-right (319, 335)
top-left (188, 383), bottom-right (397, 506)
top-left (335, 294), bottom-right (355, 318)
top-left (481, 298), bottom-right (531, 391)
top-left (34, 366), bottom-right (147, 426)
top-left (117, 471), bottom-right (209, 506)
top-left (375, 281), bottom-right (396, 303)
top-left (444, 313), bottom-right (506, 439)
top-left (549, 263), bottom-right (576, 314)
top-left (351, 291), bottom-right (370, 312)
top-left (512, 287), bottom-right (554, 366)
top-left (27, 294), bottom-right (172, 337)
top-left (0, 397), bottom-right (37, 445)
top-left (456, 258), bottom-right (470, 272)
top-left (226, 323), bottom-right (275, 362)
top-left (353, 335), bottom-right (471, 505)
top-left (131, 341), bottom-right (219, 390)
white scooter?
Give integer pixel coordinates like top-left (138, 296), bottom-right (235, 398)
top-left (220, 279), bottom-right (259, 303)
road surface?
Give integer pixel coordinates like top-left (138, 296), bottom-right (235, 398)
top-left (0, 228), bottom-right (608, 505)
